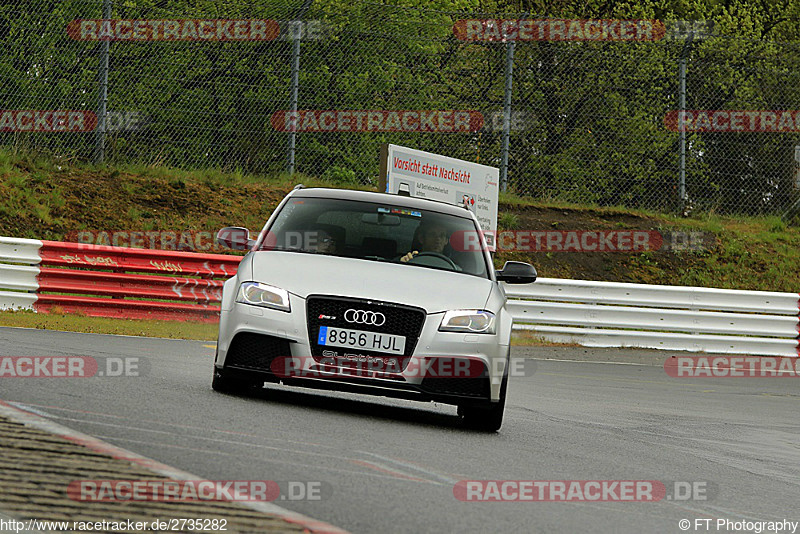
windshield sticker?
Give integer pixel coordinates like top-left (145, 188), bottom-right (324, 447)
top-left (390, 208), bottom-right (422, 217)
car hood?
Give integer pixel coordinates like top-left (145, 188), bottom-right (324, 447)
top-left (249, 251), bottom-right (494, 313)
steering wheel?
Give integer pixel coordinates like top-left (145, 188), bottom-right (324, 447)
top-left (408, 252), bottom-right (458, 270)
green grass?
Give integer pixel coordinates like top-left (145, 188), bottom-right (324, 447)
top-left (0, 309), bottom-right (218, 340)
top-left (103, 158), bottom-right (348, 190)
top-left (498, 212), bottom-right (520, 230)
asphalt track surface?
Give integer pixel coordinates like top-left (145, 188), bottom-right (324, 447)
top-left (1, 327), bottom-right (798, 533)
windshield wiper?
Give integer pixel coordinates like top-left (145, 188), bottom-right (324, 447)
top-left (268, 246), bottom-right (319, 254)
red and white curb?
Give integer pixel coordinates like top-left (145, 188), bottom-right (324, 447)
top-left (0, 400), bottom-right (349, 534)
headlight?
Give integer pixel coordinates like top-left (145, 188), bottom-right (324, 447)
top-left (236, 282), bottom-right (291, 312)
top-left (439, 310), bottom-right (496, 334)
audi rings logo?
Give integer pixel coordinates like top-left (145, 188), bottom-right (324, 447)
top-left (344, 309), bottom-right (386, 326)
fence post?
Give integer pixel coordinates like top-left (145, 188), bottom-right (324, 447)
top-left (500, 40), bottom-right (515, 193)
top-left (678, 30), bottom-right (694, 212)
top-left (93, 0), bottom-right (111, 164)
top-left (287, 0), bottom-right (313, 175)
top-left (287, 36), bottom-right (300, 175)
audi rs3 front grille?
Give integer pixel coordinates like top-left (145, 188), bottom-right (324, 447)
top-left (306, 296), bottom-right (425, 370)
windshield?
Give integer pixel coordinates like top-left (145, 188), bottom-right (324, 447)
top-left (259, 196), bottom-right (489, 278)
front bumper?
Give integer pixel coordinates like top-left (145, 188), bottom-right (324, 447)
top-left (215, 297), bottom-right (509, 404)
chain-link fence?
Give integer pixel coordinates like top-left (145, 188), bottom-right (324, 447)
top-left (2, 0), bottom-right (800, 215)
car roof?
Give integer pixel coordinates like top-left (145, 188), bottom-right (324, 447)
top-left (291, 187), bottom-right (475, 219)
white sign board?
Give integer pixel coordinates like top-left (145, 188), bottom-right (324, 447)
top-left (382, 144), bottom-right (499, 249)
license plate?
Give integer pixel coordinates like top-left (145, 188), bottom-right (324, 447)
top-left (317, 326), bottom-right (406, 355)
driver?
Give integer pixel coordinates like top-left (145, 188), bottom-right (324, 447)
top-left (400, 221), bottom-right (450, 263)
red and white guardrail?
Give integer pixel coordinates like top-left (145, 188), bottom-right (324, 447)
top-left (0, 237), bottom-right (240, 322)
top-left (1, 236), bottom-right (798, 356)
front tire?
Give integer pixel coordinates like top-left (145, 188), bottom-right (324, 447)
top-left (459, 372), bottom-right (508, 432)
top-left (211, 367), bottom-right (259, 394)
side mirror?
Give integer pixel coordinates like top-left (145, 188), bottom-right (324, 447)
top-left (496, 261), bottom-right (537, 284)
top-left (216, 227), bottom-right (254, 251)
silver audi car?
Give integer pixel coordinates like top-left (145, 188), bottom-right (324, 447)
top-left (212, 186), bottom-right (536, 431)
